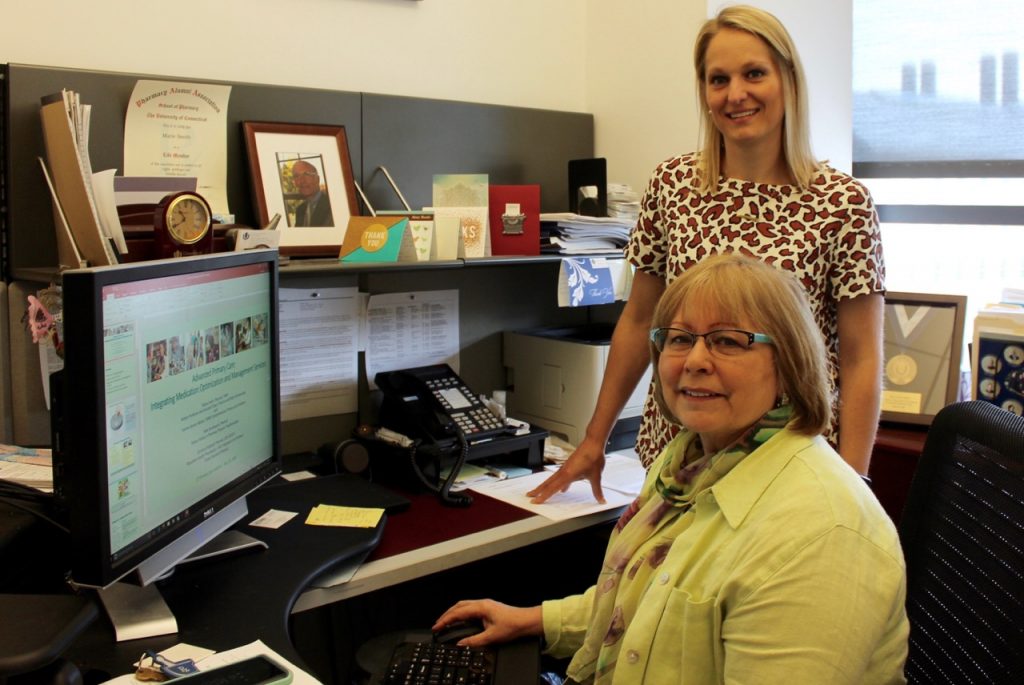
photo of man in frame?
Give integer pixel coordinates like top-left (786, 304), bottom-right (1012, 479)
top-left (278, 154), bottom-right (335, 227)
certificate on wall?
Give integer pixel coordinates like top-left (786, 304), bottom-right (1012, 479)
top-left (124, 80), bottom-right (232, 214)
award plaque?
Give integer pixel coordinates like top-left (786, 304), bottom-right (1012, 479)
top-left (880, 292), bottom-right (967, 425)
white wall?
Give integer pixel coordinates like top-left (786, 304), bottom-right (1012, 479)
top-left (0, 0), bottom-right (589, 112)
top-left (585, 0), bottom-right (708, 195)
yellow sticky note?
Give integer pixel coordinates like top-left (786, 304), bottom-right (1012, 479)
top-left (305, 504), bottom-right (384, 528)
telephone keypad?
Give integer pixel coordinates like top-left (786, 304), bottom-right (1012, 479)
top-left (424, 377), bottom-right (504, 437)
top-left (452, 407), bottom-right (505, 436)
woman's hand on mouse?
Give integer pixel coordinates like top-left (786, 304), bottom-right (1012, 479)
top-left (433, 599), bottom-right (543, 648)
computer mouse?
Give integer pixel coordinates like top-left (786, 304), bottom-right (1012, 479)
top-left (433, 618), bottom-right (485, 644)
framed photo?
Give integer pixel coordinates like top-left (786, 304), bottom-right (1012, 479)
top-left (881, 291), bottom-right (967, 425)
top-left (243, 122), bottom-right (360, 256)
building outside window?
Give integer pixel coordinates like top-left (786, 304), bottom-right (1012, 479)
top-left (853, 0), bottom-right (1024, 371)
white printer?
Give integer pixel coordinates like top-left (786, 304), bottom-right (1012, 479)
top-left (503, 325), bottom-right (652, 448)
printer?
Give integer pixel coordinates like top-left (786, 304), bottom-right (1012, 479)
top-left (503, 324), bottom-right (652, 450)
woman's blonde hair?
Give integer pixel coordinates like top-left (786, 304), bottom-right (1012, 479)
top-left (692, 5), bottom-right (818, 191)
top-left (649, 252), bottom-right (831, 436)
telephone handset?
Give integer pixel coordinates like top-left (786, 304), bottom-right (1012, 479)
top-left (372, 364), bottom-right (506, 506)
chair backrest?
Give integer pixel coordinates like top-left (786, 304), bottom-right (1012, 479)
top-left (899, 400), bottom-right (1024, 684)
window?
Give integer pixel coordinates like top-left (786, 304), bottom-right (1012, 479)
top-left (853, 0), bottom-right (1024, 366)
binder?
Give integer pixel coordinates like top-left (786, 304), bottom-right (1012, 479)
top-left (39, 93), bottom-right (117, 266)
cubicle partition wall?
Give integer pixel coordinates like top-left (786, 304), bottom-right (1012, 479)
top-left (0, 282), bottom-right (10, 443)
top-left (4, 63), bottom-right (364, 275)
top-left (1, 63), bottom-right (599, 449)
top-left (360, 94), bottom-right (592, 213)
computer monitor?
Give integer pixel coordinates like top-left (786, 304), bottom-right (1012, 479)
top-left (53, 250), bottom-right (281, 636)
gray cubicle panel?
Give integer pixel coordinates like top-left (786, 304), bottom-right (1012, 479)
top-left (2, 62), bottom-right (598, 451)
top-left (276, 263), bottom-right (622, 456)
top-left (0, 282), bottom-right (10, 443)
top-left (4, 63), bottom-right (363, 275)
top-left (5, 64), bottom-right (593, 276)
top-left (360, 93), bottom-right (593, 214)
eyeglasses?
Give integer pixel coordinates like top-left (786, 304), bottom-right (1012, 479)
top-left (649, 327), bottom-right (773, 357)
top-left (292, 170), bottom-right (318, 179)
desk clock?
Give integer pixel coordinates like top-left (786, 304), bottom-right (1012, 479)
top-left (155, 191), bottom-right (214, 258)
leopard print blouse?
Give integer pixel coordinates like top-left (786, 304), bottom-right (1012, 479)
top-left (625, 153), bottom-right (885, 468)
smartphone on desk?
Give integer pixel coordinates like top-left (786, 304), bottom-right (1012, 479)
top-left (175, 656), bottom-right (292, 685)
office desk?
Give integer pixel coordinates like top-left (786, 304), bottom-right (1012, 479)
top-left (295, 487), bottom-right (623, 611)
top-left (47, 476), bottom-right (621, 684)
top-left (290, 485), bottom-right (622, 683)
top-left (55, 474), bottom-right (398, 682)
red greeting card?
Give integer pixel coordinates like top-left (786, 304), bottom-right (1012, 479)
top-left (488, 185), bottom-right (540, 256)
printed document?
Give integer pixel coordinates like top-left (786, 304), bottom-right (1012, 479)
top-left (364, 290), bottom-right (460, 387)
top-left (278, 287), bottom-right (359, 420)
top-left (470, 453), bottom-right (644, 521)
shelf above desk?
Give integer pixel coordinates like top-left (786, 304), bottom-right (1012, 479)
top-left (11, 252), bottom-right (627, 283)
top-left (278, 252), bottom-right (625, 276)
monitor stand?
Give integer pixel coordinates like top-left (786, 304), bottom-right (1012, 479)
top-left (98, 529), bottom-right (267, 642)
top-left (97, 582), bottom-right (178, 642)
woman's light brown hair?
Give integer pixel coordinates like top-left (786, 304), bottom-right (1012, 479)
top-left (649, 252), bottom-right (831, 436)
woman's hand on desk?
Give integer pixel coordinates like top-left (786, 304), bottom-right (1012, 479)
top-left (433, 599), bottom-right (542, 649)
top-left (527, 437), bottom-right (607, 504)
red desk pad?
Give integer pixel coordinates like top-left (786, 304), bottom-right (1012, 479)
top-left (368, 490), bottom-right (534, 561)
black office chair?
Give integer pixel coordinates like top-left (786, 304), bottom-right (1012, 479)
top-left (898, 401), bottom-right (1024, 684)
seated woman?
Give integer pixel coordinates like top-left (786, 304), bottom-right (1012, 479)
top-left (434, 253), bottom-right (909, 683)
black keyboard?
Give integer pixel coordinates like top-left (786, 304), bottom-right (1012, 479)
top-left (383, 641), bottom-right (494, 685)
top-left (380, 636), bottom-right (541, 685)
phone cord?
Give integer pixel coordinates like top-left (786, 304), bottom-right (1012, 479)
top-left (439, 436), bottom-right (473, 507)
top-left (408, 436), bottom-right (472, 507)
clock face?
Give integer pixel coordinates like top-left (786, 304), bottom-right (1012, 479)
top-left (166, 195), bottom-right (211, 244)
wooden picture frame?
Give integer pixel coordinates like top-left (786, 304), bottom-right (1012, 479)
top-left (242, 122), bottom-right (359, 256)
top-left (881, 291), bottom-right (967, 425)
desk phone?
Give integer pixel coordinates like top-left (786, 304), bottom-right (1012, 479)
top-left (375, 364), bottom-right (506, 444)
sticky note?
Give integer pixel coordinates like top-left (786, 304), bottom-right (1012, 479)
top-left (305, 504), bottom-right (384, 528)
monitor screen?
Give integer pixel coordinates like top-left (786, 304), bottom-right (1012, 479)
top-left (54, 250), bottom-right (281, 589)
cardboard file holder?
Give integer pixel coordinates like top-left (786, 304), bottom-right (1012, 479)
top-left (355, 166), bottom-right (437, 262)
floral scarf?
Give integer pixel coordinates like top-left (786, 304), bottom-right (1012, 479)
top-left (566, 404), bottom-right (794, 683)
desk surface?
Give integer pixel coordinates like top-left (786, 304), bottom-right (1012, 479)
top-left (293, 487), bottom-right (623, 611)
top-left (49, 474), bottom-right (621, 682)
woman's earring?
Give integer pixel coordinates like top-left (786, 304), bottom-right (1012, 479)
top-left (774, 392), bottom-right (790, 409)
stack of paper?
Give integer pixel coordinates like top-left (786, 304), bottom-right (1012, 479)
top-left (539, 213), bottom-right (632, 255)
top-left (39, 89), bottom-right (123, 267)
top-left (607, 183), bottom-right (641, 223)
top-left (1001, 287), bottom-right (1024, 305)
top-left (0, 445), bottom-right (53, 492)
